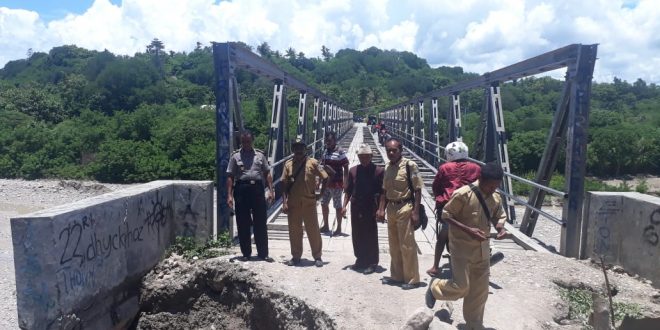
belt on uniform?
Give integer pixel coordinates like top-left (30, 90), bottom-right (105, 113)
top-left (236, 180), bottom-right (262, 185)
top-left (387, 199), bottom-right (411, 205)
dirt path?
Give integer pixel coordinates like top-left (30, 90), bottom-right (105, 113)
top-left (2, 177), bottom-right (660, 329)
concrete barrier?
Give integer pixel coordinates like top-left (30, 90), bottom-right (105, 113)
top-left (11, 180), bottom-right (213, 329)
top-left (583, 192), bottom-right (660, 288)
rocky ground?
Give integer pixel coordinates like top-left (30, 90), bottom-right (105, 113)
top-left (1, 178), bottom-right (660, 329)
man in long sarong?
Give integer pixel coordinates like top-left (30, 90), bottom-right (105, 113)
top-left (341, 144), bottom-right (384, 274)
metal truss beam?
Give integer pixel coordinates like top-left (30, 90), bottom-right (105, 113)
top-left (448, 94), bottom-right (462, 142)
top-left (520, 78), bottom-right (572, 236)
top-left (225, 42), bottom-right (350, 111)
top-left (296, 91), bottom-right (307, 142)
top-left (383, 44), bottom-right (583, 110)
top-left (312, 97), bottom-right (321, 156)
top-left (488, 85), bottom-right (516, 223)
top-left (212, 43), bottom-right (233, 234)
top-left (431, 98), bottom-right (440, 164)
top-left (267, 83), bottom-right (287, 197)
top-left (213, 42), bottom-right (353, 235)
top-left (376, 44), bottom-right (598, 258)
top-left (563, 45), bottom-right (598, 258)
top-left (418, 100), bottom-right (426, 161)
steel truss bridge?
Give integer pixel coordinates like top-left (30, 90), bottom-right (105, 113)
top-left (213, 42), bottom-right (598, 258)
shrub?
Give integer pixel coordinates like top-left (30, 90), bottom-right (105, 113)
top-left (167, 233), bottom-right (234, 260)
top-left (635, 179), bottom-right (649, 194)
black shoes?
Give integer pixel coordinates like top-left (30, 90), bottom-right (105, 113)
top-left (381, 277), bottom-right (401, 285)
top-left (285, 258), bottom-right (301, 266)
top-left (363, 265), bottom-right (376, 275)
top-left (258, 256), bottom-right (274, 263)
top-left (315, 258), bottom-right (324, 267)
top-left (401, 283), bottom-right (421, 290)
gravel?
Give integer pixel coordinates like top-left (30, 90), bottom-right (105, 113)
top-left (1, 178), bottom-right (659, 329)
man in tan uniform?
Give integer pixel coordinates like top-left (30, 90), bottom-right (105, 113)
top-left (282, 138), bottom-right (328, 267)
top-left (376, 138), bottom-right (424, 289)
top-left (425, 162), bottom-right (509, 330)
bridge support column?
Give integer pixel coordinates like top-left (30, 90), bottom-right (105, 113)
top-left (229, 76), bottom-right (245, 137)
top-left (333, 104), bottom-right (338, 134)
top-left (487, 84), bottom-right (516, 223)
top-left (296, 91), bottom-right (308, 142)
top-left (322, 101), bottom-right (328, 143)
top-left (312, 97), bottom-right (321, 157)
top-left (418, 100), bottom-right (426, 162)
top-left (562, 44), bottom-right (598, 258)
top-left (448, 94), bottom-right (462, 142)
top-left (267, 81), bottom-right (288, 201)
top-left (212, 42), bottom-right (233, 235)
top-left (431, 97), bottom-right (440, 165)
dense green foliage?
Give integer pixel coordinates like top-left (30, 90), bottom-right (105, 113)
top-left (0, 41), bottom-right (658, 183)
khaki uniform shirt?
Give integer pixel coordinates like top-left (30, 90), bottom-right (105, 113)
top-left (442, 180), bottom-right (507, 261)
top-left (226, 148), bottom-right (269, 181)
top-left (282, 157), bottom-right (328, 202)
top-left (383, 157), bottom-right (424, 201)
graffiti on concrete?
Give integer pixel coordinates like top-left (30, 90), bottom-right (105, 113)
top-left (642, 208), bottom-right (660, 247)
top-left (180, 188), bottom-right (200, 237)
top-left (143, 191), bottom-right (171, 239)
top-left (593, 199), bottom-right (621, 255)
top-left (55, 191), bottom-right (172, 298)
top-left (58, 215), bottom-right (145, 267)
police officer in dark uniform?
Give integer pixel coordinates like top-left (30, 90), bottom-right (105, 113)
top-left (226, 130), bottom-right (275, 261)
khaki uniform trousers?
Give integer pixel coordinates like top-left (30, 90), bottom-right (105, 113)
top-left (287, 198), bottom-right (322, 260)
top-left (431, 256), bottom-right (490, 329)
top-left (386, 202), bottom-right (420, 284)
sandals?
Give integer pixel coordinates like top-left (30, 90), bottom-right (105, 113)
top-left (426, 269), bottom-right (440, 277)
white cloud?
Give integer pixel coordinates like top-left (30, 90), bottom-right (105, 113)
top-left (358, 20), bottom-right (418, 51)
top-left (1, 0), bottom-right (660, 83)
top-left (0, 7), bottom-right (49, 66)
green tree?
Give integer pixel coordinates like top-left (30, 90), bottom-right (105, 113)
top-left (321, 45), bottom-right (332, 61)
top-left (256, 42), bottom-right (272, 58)
top-left (146, 38), bottom-right (165, 76)
top-left (0, 86), bottom-right (66, 122)
top-left (94, 57), bottom-right (160, 113)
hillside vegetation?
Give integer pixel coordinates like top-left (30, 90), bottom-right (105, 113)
top-left (0, 40), bottom-right (658, 183)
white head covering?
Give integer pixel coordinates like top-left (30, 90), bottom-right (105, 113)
top-left (356, 144), bottom-right (373, 155)
top-left (445, 141), bottom-right (469, 161)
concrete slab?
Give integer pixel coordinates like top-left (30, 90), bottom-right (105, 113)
top-left (11, 181), bottom-right (212, 329)
top-left (584, 192), bottom-right (660, 287)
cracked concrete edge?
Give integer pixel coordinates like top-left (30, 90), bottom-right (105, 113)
top-left (504, 222), bottom-right (552, 254)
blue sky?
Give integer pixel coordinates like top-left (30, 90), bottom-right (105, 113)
top-left (0, 0), bottom-right (121, 21)
top-left (1, 0), bottom-right (659, 83)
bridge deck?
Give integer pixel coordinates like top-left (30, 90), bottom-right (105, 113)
top-left (266, 123), bottom-right (525, 259)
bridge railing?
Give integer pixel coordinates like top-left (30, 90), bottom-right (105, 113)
top-left (380, 125), bottom-right (565, 227)
top-left (377, 44), bottom-right (598, 258)
top-left (212, 42), bottom-right (353, 235)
